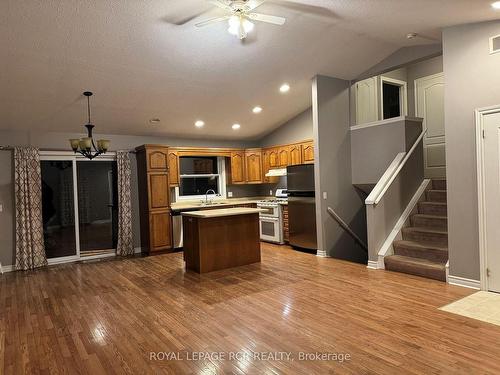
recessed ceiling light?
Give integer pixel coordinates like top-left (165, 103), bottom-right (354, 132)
top-left (232, 123), bottom-right (241, 130)
top-left (195, 120), bottom-right (205, 128)
top-left (252, 106), bottom-right (262, 114)
top-left (492, 1), bottom-right (500, 9)
top-left (280, 83), bottom-right (290, 93)
top-left (149, 118), bottom-right (161, 124)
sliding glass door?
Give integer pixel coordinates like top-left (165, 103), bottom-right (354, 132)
top-left (41, 159), bottom-right (79, 261)
top-left (77, 160), bottom-right (118, 256)
top-left (40, 153), bottom-right (118, 263)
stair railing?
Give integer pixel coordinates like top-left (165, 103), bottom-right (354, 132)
top-left (366, 129), bottom-right (427, 206)
top-left (327, 207), bottom-right (368, 252)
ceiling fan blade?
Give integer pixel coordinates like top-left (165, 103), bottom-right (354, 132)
top-left (207, 0), bottom-right (233, 11)
top-left (247, 13), bottom-right (286, 26)
top-left (268, 0), bottom-right (336, 20)
top-left (245, 0), bottom-right (266, 11)
top-left (195, 16), bottom-right (230, 28)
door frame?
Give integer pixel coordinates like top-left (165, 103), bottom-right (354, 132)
top-left (379, 76), bottom-right (408, 120)
top-left (40, 151), bottom-right (117, 265)
top-left (475, 104), bottom-right (500, 291)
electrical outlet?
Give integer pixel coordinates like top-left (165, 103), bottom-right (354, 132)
top-left (270, 190), bottom-right (273, 196)
top-left (0, 204), bottom-right (3, 212)
top-left (227, 192), bottom-right (233, 198)
top-left (323, 192), bottom-right (328, 200)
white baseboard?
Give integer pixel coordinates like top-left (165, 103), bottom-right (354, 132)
top-left (367, 260), bottom-right (379, 269)
top-left (0, 264), bottom-right (14, 273)
top-left (316, 250), bottom-right (328, 257)
top-left (448, 275), bottom-right (481, 290)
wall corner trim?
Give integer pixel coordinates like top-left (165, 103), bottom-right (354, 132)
top-left (448, 275), bottom-right (481, 290)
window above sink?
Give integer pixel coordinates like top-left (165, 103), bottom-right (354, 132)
top-left (175, 156), bottom-right (227, 201)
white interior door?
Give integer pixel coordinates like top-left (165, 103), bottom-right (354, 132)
top-left (415, 73), bottom-right (446, 178)
top-left (355, 77), bottom-right (378, 125)
top-left (482, 110), bottom-right (500, 293)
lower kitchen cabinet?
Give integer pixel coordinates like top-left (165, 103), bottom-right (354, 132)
top-left (149, 210), bottom-right (173, 252)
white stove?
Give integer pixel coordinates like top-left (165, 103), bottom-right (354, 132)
top-left (257, 189), bottom-right (287, 244)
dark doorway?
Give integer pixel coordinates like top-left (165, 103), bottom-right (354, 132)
top-left (383, 82), bottom-right (401, 119)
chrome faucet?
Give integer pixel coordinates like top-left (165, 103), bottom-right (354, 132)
top-left (205, 189), bottom-right (217, 204)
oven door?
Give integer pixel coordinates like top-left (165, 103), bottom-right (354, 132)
top-left (258, 205), bottom-right (279, 217)
top-left (259, 216), bottom-right (283, 244)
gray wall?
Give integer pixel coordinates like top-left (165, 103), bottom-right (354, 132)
top-left (258, 108), bottom-right (313, 147)
top-left (312, 75), bottom-right (367, 263)
top-left (443, 20), bottom-right (500, 280)
top-left (0, 129), bottom-right (260, 267)
top-left (351, 119), bottom-right (422, 185)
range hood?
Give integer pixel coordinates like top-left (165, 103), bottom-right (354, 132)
top-left (265, 168), bottom-right (287, 177)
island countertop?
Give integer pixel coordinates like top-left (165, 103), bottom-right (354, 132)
top-left (181, 207), bottom-right (265, 219)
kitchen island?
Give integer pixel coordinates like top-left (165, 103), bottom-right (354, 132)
top-left (181, 207), bottom-right (264, 273)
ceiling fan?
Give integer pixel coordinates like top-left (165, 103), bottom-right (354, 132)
top-left (195, 0), bottom-right (286, 40)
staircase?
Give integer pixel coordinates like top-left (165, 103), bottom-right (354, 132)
top-left (384, 179), bottom-right (448, 281)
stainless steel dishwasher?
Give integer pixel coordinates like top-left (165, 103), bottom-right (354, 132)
top-left (172, 211), bottom-right (183, 248)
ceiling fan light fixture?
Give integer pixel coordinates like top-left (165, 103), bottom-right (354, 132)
top-left (227, 15), bottom-right (254, 38)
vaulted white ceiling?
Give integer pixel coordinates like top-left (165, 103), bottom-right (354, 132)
top-left (1, 0), bottom-right (497, 140)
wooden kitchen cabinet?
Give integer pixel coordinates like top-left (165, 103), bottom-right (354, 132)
top-left (268, 148), bottom-right (280, 168)
top-left (168, 150), bottom-right (179, 186)
top-left (278, 147), bottom-right (289, 167)
top-left (302, 141), bottom-right (314, 164)
top-left (288, 144), bottom-right (302, 166)
top-left (146, 148), bottom-right (169, 171)
top-left (229, 151), bottom-right (245, 184)
top-left (149, 210), bottom-right (172, 252)
top-left (136, 145), bottom-right (173, 254)
top-left (245, 149), bottom-right (263, 184)
top-left (262, 149), bottom-right (278, 184)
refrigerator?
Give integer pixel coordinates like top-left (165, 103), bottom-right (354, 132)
top-left (287, 164), bottom-right (317, 250)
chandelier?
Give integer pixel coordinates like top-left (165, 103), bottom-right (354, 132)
top-left (69, 91), bottom-right (110, 160)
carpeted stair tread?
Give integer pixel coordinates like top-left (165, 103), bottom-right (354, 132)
top-left (402, 226), bottom-right (448, 245)
top-left (426, 189), bottom-right (447, 203)
top-left (411, 214), bottom-right (447, 229)
top-left (384, 255), bottom-right (446, 281)
top-left (393, 240), bottom-right (448, 262)
top-left (432, 179), bottom-right (447, 190)
top-left (418, 201), bottom-right (448, 216)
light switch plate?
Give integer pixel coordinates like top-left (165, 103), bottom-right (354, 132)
top-left (0, 204), bottom-right (3, 212)
top-left (323, 192), bottom-right (328, 200)
top-left (227, 192), bottom-right (233, 198)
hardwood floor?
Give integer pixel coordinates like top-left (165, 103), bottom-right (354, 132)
top-left (1, 243), bottom-right (499, 374)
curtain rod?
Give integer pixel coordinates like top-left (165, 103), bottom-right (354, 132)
top-left (0, 145), bottom-right (136, 153)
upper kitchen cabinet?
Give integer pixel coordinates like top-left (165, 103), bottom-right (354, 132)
top-left (278, 147), bottom-right (289, 167)
top-left (288, 144), bottom-right (302, 166)
top-left (245, 149), bottom-right (263, 184)
top-left (268, 148), bottom-right (279, 168)
top-left (168, 150), bottom-right (179, 186)
top-left (301, 141), bottom-right (314, 164)
top-left (146, 147), bottom-right (169, 171)
top-left (229, 151), bottom-right (246, 184)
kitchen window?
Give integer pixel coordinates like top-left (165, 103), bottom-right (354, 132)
top-left (175, 156), bottom-right (226, 200)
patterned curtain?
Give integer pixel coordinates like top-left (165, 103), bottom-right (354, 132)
top-left (116, 151), bottom-right (134, 256)
top-left (14, 147), bottom-right (47, 270)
